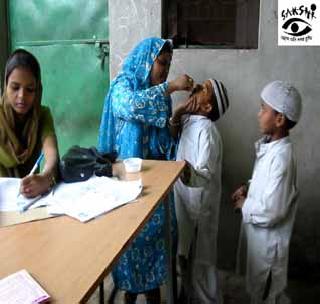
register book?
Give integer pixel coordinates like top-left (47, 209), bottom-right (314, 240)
top-left (0, 269), bottom-right (50, 304)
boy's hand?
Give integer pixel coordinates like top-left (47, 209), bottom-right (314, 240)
top-left (233, 197), bottom-right (245, 211)
top-left (180, 161), bottom-right (191, 184)
top-left (231, 184), bottom-right (248, 213)
top-left (231, 184), bottom-right (248, 202)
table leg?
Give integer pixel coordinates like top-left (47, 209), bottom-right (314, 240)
top-left (99, 281), bottom-right (104, 304)
top-left (164, 194), bottom-right (177, 304)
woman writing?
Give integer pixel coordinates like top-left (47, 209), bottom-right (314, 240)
top-left (98, 37), bottom-right (193, 303)
top-left (0, 49), bottom-right (58, 197)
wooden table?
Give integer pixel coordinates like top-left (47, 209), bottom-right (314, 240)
top-left (0, 160), bottom-right (185, 303)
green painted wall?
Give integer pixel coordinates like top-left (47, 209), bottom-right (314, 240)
top-left (9, 0), bottom-right (109, 155)
top-left (0, 0), bottom-right (9, 93)
top-left (9, 1), bottom-right (108, 42)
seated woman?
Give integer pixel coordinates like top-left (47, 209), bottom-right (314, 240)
top-left (98, 37), bottom-right (194, 303)
top-left (0, 49), bottom-right (58, 197)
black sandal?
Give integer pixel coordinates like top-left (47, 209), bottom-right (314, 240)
top-left (145, 288), bottom-right (161, 304)
top-left (124, 291), bottom-right (138, 304)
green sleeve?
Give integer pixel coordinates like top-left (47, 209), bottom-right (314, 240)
top-left (39, 106), bottom-right (56, 142)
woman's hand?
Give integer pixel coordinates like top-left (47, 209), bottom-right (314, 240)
top-left (20, 174), bottom-right (52, 198)
top-left (184, 95), bottom-right (201, 114)
top-left (20, 134), bottom-right (58, 198)
top-left (167, 74), bottom-right (194, 95)
top-left (172, 95), bottom-right (200, 118)
top-left (169, 96), bottom-right (200, 138)
top-left (21, 134), bottom-right (59, 198)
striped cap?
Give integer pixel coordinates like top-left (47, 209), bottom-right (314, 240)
top-left (209, 79), bottom-right (230, 119)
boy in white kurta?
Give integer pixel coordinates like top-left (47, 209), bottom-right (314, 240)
top-left (232, 81), bottom-right (302, 304)
top-left (170, 79), bottom-right (229, 304)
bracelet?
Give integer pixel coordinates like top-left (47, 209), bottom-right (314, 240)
top-left (169, 117), bottom-right (181, 127)
top-left (47, 174), bottom-right (56, 191)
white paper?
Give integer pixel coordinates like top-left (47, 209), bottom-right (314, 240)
top-left (49, 176), bottom-right (143, 222)
top-left (0, 178), bottom-right (52, 212)
top-left (0, 178), bottom-right (20, 211)
top-left (28, 192), bottom-right (54, 210)
top-left (0, 178), bottom-right (32, 212)
top-left (16, 194), bottom-right (42, 212)
top-left (0, 176), bottom-right (143, 223)
top-left (0, 269), bottom-right (50, 304)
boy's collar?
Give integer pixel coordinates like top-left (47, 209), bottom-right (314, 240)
top-left (182, 114), bottom-right (209, 124)
top-left (261, 135), bottom-right (290, 144)
top-left (255, 135), bottom-right (291, 156)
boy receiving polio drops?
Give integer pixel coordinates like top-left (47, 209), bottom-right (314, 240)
top-left (232, 81), bottom-right (302, 304)
top-left (169, 78), bottom-right (229, 304)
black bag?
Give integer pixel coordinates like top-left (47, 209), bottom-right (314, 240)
top-left (59, 145), bottom-right (117, 183)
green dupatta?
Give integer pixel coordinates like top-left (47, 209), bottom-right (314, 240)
top-left (0, 72), bottom-right (42, 177)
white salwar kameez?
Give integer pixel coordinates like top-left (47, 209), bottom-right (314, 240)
top-left (175, 115), bottom-right (223, 304)
top-left (242, 136), bottom-right (298, 304)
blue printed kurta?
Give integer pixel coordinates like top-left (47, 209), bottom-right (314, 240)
top-left (98, 37), bottom-right (176, 293)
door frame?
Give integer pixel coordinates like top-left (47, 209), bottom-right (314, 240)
top-left (0, 0), bottom-right (9, 93)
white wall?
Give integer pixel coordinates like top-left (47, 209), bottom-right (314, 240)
top-left (110, 0), bottom-right (320, 274)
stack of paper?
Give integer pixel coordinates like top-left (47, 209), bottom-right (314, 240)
top-left (0, 178), bottom-right (52, 212)
top-left (0, 269), bottom-right (50, 304)
top-left (16, 194), bottom-right (42, 212)
top-left (48, 176), bottom-right (143, 222)
top-left (0, 178), bottom-right (26, 212)
top-left (0, 176), bottom-right (143, 223)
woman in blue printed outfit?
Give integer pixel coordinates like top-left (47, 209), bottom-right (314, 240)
top-left (98, 37), bottom-right (193, 303)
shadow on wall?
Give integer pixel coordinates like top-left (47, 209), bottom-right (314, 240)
top-left (289, 202), bottom-right (320, 280)
top-left (217, 189), bottom-right (320, 283)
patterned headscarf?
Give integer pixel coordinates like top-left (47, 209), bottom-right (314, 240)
top-left (120, 37), bottom-right (168, 90)
top-left (0, 49), bottom-right (42, 175)
top-left (98, 37), bottom-right (175, 159)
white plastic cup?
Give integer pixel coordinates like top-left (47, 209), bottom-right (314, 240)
top-left (123, 158), bottom-right (142, 173)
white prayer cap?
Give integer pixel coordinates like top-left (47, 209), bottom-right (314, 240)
top-left (261, 81), bottom-right (302, 122)
top-left (208, 79), bottom-right (229, 119)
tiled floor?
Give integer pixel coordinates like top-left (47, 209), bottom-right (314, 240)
top-left (87, 271), bottom-right (320, 304)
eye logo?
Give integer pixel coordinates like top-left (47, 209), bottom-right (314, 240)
top-left (279, 1), bottom-right (320, 45)
top-left (282, 18), bottom-right (312, 36)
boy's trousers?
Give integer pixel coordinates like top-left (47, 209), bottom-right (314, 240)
top-left (250, 292), bottom-right (291, 304)
top-left (179, 234), bottom-right (223, 304)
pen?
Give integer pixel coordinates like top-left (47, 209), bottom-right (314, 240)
top-left (29, 152), bottom-right (44, 176)
top-left (17, 152), bottom-right (44, 198)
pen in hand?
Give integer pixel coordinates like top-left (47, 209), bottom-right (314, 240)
top-left (17, 152), bottom-right (44, 198)
top-left (29, 152), bottom-right (44, 176)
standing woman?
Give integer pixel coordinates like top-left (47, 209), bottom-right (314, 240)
top-left (98, 37), bottom-right (193, 303)
top-left (0, 49), bottom-right (58, 197)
